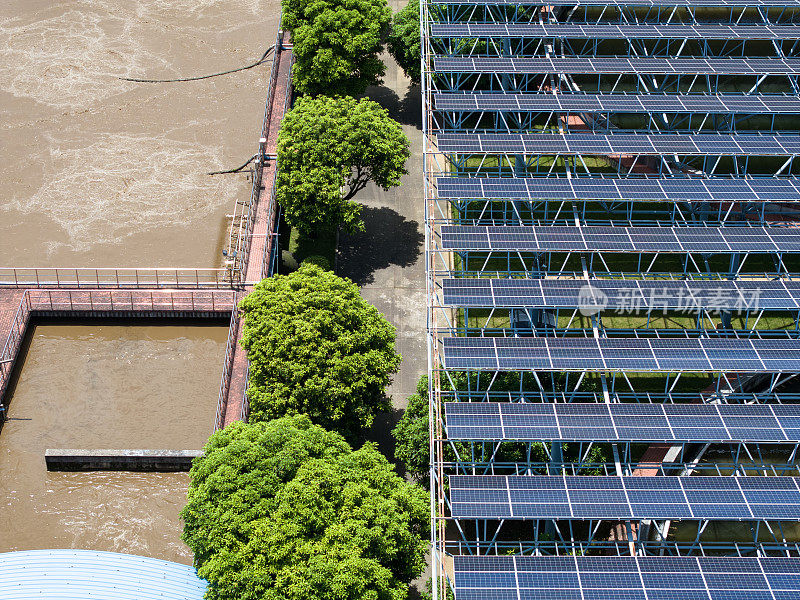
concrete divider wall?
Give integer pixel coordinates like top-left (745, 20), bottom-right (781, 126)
top-left (45, 449), bottom-right (202, 472)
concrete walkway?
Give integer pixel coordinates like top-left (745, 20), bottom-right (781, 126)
top-left (223, 32), bottom-right (294, 427)
top-left (337, 8), bottom-right (426, 447)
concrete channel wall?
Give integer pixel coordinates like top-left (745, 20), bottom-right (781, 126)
top-left (45, 449), bottom-right (203, 472)
top-left (0, 289), bottom-right (236, 409)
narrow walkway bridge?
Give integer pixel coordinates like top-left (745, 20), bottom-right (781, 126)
top-left (218, 31), bottom-right (293, 428)
top-left (0, 32), bottom-right (294, 431)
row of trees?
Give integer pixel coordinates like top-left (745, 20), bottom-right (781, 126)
top-left (182, 416), bottom-right (428, 600)
top-left (239, 263), bottom-right (401, 439)
top-left (284, 0), bottom-right (421, 96)
top-left (182, 266), bottom-right (426, 600)
top-left (180, 4), bottom-right (426, 599)
top-left (388, 0), bottom-right (422, 85)
top-left (275, 0), bottom-right (421, 237)
top-left (276, 96), bottom-right (410, 236)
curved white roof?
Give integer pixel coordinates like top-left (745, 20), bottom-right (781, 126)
top-left (0, 549), bottom-right (207, 600)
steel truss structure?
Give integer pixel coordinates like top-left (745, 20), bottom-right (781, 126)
top-left (422, 0), bottom-right (800, 598)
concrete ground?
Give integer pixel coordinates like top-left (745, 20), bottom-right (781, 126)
top-left (336, 5), bottom-right (426, 458)
top-left (334, 8), bottom-right (431, 594)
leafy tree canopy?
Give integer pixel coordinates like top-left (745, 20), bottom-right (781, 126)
top-left (239, 263), bottom-right (401, 439)
top-left (387, 0), bottom-right (421, 84)
top-left (276, 95), bottom-right (410, 236)
top-left (392, 375), bottom-right (431, 484)
top-left (283, 0), bottom-right (391, 96)
top-left (393, 375), bottom-right (549, 488)
top-left (182, 416), bottom-right (430, 600)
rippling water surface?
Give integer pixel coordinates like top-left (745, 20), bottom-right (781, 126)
top-left (0, 0), bottom-right (277, 266)
top-left (0, 0), bottom-right (275, 562)
top-left (0, 323), bottom-right (228, 563)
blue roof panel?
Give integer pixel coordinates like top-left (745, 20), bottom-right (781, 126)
top-left (0, 550), bottom-right (207, 600)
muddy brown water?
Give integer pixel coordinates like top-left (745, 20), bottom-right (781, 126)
top-left (0, 322), bottom-right (228, 563)
top-left (0, 0), bottom-right (278, 267)
top-left (0, 0), bottom-right (277, 563)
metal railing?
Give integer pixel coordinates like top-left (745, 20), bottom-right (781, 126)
top-left (240, 384), bottom-right (250, 422)
top-left (224, 28), bottom-right (286, 282)
top-left (0, 268), bottom-right (234, 289)
top-left (214, 30), bottom-right (292, 430)
top-left (0, 291), bottom-right (32, 405)
top-left (214, 300), bottom-right (240, 431)
top-left (1, 289), bottom-right (236, 418)
top-left (257, 51), bottom-right (293, 283)
top-left (224, 150), bottom-right (266, 280)
top-left (27, 289), bottom-right (236, 314)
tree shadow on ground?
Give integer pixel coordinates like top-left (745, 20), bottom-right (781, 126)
top-left (362, 403), bottom-right (404, 466)
top-left (362, 83), bottom-right (423, 129)
top-left (337, 205), bottom-right (424, 285)
top-left (408, 582), bottom-right (426, 600)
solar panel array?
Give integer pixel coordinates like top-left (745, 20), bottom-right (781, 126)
top-left (435, 92), bottom-right (800, 114)
top-left (453, 555), bottom-right (800, 600)
top-left (442, 278), bottom-right (800, 309)
top-left (441, 225), bottom-right (800, 253)
top-left (445, 401), bottom-right (800, 441)
top-left (437, 176), bottom-right (800, 202)
top-left (442, 336), bottom-right (800, 372)
top-left (431, 22), bottom-right (800, 40)
top-left (437, 132), bottom-right (800, 156)
top-left (434, 56), bottom-right (800, 75)
top-left (433, 0), bottom-right (800, 5)
top-left (426, 0), bottom-right (800, 597)
top-left (449, 474), bottom-right (800, 519)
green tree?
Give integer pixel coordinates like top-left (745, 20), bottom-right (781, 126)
top-left (239, 263), bottom-right (401, 439)
top-left (181, 417), bottom-right (350, 569)
top-left (276, 95), bottom-right (410, 236)
top-left (393, 375), bottom-right (550, 488)
top-left (182, 416), bottom-right (429, 600)
top-left (392, 375), bottom-right (431, 484)
top-left (387, 0), bottom-right (421, 84)
top-left (282, 0), bottom-right (391, 96)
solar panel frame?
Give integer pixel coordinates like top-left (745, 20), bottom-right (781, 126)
top-left (436, 176), bottom-right (800, 202)
top-left (436, 133), bottom-right (800, 156)
top-left (430, 22), bottom-right (800, 41)
top-left (444, 402), bottom-right (798, 441)
top-left (432, 0), bottom-right (800, 5)
top-left (448, 475), bottom-right (800, 520)
top-left (441, 278), bottom-right (793, 310)
top-left (441, 337), bottom-right (800, 372)
top-left (440, 225), bottom-right (800, 253)
top-left (455, 555), bottom-right (800, 600)
top-left (433, 55), bottom-right (800, 75)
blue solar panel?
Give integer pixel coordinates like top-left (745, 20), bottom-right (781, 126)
top-left (432, 0), bottom-right (800, 5)
top-left (433, 56), bottom-right (800, 75)
top-left (454, 556), bottom-right (800, 600)
top-left (441, 278), bottom-right (800, 310)
top-left (444, 402), bottom-right (800, 441)
top-left (442, 337), bottom-right (800, 372)
top-left (440, 225), bottom-right (800, 253)
top-left (436, 133), bottom-right (800, 156)
top-left (448, 475), bottom-right (800, 520)
top-left (436, 176), bottom-right (800, 202)
top-left (430, 23), bottom-right (800, 40)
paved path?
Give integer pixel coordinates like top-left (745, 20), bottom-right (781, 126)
top-left (337, 14), bottom-right (427, 447)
